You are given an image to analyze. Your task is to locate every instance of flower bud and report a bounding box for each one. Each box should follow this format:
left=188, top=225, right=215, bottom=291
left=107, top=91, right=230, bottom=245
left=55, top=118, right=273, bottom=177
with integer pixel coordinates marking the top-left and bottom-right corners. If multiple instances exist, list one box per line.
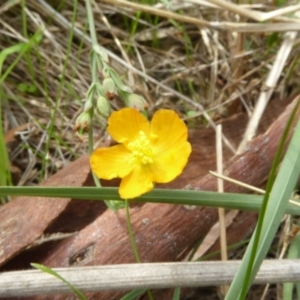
left=74, top=112, right=91, bottom=134
left=102, top=77, right=118, bottom=100
left=127, top=94, right=148, bottom=111
left=97, top=96, right=111, bottom=117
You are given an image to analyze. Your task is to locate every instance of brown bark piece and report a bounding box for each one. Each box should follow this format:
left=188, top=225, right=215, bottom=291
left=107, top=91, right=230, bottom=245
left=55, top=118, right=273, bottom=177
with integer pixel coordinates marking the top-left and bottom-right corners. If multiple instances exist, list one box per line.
left=25, top=97, right=299, bottom=300
left=0, top=155, right=92, bottom=267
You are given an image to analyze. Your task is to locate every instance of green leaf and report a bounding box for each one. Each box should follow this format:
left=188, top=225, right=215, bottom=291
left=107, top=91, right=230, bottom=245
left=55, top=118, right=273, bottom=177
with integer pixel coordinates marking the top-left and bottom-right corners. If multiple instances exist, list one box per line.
left=31, top=263, right=87, bottom=300
left=225, top=101, right=300, bottom=299
left=284, top=234, right=300, bottom=300
left=172, top=287, right=181, bottom=300
left=1, top=186, right=300, bottom=214
left=120, top=289, right=146, bottom=300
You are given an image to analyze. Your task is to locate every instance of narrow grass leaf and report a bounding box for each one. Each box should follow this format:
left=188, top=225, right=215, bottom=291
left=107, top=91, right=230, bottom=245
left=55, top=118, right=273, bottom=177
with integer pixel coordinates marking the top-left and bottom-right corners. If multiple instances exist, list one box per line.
left=0, top=43, right=26, bottom=74
left=1, top=186, right=300, bottom=215
left=0, top=102, right=11, bottom=194
left=225, top=105, right=300, bottom=299
left=120, top=289, right=146, bottom=300
left=31, top=263, right=87, bottom=300
left=172, top=287, right=181, bottom=300
left=0, top=31, right=42, bottom=84
left=297, top=274, right=300, bottom=300
left=283, top=234, right=300, bottom=300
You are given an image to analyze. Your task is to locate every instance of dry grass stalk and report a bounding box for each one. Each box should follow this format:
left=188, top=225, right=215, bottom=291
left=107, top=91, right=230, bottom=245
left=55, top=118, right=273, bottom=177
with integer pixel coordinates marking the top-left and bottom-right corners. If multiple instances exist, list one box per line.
left=1, top=260, right=300, bottom=297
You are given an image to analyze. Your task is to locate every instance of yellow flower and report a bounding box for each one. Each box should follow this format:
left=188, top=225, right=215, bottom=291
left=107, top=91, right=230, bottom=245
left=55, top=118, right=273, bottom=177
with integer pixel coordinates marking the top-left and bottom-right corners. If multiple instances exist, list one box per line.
left=90, top=108, right=191, bottom=199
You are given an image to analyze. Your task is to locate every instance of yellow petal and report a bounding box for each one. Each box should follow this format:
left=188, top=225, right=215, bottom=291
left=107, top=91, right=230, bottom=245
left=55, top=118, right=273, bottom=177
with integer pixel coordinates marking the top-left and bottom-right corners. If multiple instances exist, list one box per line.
left=150, top=109, right=188, bottom=155
left=90, top=145, right=134, bottom=180
left=151, top=141, right=191, bottom=183
left=119, top=165, right=154, bottom=199
left=107, top=108, right=150, bottom=144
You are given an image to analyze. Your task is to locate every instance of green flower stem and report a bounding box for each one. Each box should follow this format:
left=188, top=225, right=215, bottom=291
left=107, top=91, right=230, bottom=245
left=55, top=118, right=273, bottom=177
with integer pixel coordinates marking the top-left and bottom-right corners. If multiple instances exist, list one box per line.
left=88, top=111, right=94, bottom=156
left=125, top=200, right=154, bottom=300
left=85, top=0, right=102, bottom=157
left=85, top=0, right=97, bottom=48
left=85, top=0, right=121, bottom=211
left=125, top=200, right=141, bottom=263
left=88, top=108, right=117, bottom=210
left=85, top=0, right=98, bottom=158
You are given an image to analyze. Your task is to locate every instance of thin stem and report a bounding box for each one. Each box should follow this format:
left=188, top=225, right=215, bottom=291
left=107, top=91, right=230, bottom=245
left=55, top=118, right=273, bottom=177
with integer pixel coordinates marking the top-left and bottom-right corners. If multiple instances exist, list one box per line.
left=125, top=200, right=141, bottom=263
left=125, top=200, right=154, bottom=300
left=88, top=110, right=94, bottom=155
left=85, top=0, right=97, bottom=156
left=84, top=0, right=101, bottom=186
left=85, top=0, right=121, bottom=211
left=85, top=0, right=97, bottom=47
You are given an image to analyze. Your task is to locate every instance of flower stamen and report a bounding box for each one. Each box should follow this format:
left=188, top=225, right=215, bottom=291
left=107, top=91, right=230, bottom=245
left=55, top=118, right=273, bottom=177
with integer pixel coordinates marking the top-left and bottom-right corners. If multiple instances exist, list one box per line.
left=127, top=131, right=153, bottom=165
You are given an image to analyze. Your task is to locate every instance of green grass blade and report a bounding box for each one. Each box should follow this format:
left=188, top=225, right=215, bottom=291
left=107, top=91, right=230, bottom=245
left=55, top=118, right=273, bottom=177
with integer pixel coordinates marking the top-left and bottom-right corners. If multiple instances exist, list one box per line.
left=225, top=109, right=300, bottom=299
left=284, top=234, right=300, bottom=300
left=0, top=31, right=42, bottom=84
left=31, top=263, right=87, bottom=300
left=172, top=287, right=181, bottom=300
left=120, top=289, right=146, bottom=300
left=0, top=186, right=300, bottom=214
left=0, top=102, right=12, bottom=194
left=0, top=43, right=26, bottom=74
left=297, top=274, right=300, bottom=300
left=0, top=41, right=33, bottom=197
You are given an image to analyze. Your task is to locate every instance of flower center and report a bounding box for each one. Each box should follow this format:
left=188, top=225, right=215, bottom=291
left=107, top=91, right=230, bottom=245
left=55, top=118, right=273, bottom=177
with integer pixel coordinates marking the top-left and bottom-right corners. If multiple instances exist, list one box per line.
left=127, top=131, right=153, bottom=165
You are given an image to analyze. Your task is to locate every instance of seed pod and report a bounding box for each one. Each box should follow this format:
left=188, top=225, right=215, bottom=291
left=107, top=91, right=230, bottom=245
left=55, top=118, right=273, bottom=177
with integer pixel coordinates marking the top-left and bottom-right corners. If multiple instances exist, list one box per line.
left=102, top=78, right=118, bottom=100
left=74, top=112, right=91, bottom=134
